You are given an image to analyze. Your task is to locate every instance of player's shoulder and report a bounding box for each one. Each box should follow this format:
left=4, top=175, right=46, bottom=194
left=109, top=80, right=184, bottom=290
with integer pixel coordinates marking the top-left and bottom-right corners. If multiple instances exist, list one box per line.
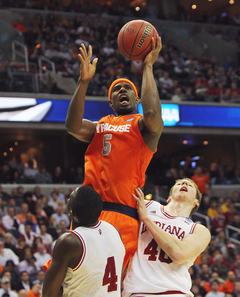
left=144, top=200, right=162, bottom=213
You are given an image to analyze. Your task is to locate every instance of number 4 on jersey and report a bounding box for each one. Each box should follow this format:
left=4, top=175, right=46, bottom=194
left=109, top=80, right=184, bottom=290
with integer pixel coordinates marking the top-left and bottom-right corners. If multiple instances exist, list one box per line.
left=102, top=256, right=118, bottom=292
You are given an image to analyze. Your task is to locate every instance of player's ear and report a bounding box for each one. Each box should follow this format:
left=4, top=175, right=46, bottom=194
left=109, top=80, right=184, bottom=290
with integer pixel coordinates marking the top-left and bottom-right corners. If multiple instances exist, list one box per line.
left=108, top=100, right=114, bottom=109
left=194, top=199, right=199, bottom=207
left=167, top=196, right=171, bottom=203
left=136, top=96, right=140, bottom=104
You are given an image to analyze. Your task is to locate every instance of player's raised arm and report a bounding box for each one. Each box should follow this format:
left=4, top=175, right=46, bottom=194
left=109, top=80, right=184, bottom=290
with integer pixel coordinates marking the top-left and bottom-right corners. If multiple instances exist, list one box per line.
left=65, top=43, right=98, bottom=143
left=139, top=36, right=164, bottom=152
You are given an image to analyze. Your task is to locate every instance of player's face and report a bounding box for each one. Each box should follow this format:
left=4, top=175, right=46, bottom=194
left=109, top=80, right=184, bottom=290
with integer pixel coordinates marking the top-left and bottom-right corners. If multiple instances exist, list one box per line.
left=171, top=179, right=198, bottom=206
left=109, top=82, right=139, bottom=115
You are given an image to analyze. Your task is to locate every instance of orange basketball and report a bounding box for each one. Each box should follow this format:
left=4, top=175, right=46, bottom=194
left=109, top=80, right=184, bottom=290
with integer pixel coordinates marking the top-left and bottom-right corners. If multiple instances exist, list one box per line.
left=117, top=20, right=158, bottom=61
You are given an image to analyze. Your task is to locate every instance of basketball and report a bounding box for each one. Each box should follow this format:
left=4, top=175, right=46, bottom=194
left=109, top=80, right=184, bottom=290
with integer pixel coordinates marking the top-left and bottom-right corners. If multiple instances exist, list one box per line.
left=117, top=20, right=158, bottom=61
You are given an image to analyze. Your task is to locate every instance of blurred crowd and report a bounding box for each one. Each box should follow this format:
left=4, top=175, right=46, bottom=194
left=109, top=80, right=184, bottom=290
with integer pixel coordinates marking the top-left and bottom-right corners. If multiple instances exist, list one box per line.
left=0, top=9, right=239, bottom=102
left=0, top=154, right=239, bottom=187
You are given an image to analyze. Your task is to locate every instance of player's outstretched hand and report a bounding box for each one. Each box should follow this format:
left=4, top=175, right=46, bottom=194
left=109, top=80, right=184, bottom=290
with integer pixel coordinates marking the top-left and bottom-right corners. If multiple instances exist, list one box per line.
left=133, top=187, right=149, bottom=222
left=143, top=35, right=162, bottom=66
left=78, top=43, right=98, bottom=82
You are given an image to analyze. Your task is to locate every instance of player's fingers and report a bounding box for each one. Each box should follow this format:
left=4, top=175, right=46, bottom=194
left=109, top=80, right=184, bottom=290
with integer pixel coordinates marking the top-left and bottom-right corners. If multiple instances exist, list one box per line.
left=135, top=187, right=144, bottom=199
left=132, top=193, right=139, bottom=201
left=81, top=43, right=87, bottom=57
left=92, top=57, right=98, bottom=66
left=158, top=36, right=162, bottom=50
left=79, top=46, right=87, bottom=60
left=88, top=45, right=92, bottom=59
left=152, top=37, right=156, bottom=49
left=78, top=53, right=83, bottom=62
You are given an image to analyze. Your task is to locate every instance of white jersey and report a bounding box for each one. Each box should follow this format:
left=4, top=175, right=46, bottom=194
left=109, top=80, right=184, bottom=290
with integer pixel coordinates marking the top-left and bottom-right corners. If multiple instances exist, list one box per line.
left=122, top=201, right=197, bottom=297
left=62, top=220, right=125, bottom=297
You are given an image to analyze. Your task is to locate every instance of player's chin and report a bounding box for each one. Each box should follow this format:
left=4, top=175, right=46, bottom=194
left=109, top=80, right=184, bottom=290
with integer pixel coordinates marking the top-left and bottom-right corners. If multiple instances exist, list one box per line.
left=117, top=106, right=133, bottom=115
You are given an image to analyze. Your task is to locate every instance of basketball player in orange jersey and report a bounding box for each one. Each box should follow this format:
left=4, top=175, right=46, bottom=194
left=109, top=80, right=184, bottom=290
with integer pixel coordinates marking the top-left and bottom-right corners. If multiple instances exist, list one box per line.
left=65, top=35, right=163, bottom=270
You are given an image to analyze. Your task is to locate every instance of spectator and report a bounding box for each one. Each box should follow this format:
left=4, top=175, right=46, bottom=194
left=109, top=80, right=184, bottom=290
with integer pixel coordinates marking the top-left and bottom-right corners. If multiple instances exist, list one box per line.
left=35, top=166, right=52, bottom=184
left=40, top=197, right=54, bottom=219
left=74, top=166, right=84, bottom=184
left=35, top=206, right=48, bottom=227
left=50, top=187, right=65, bottom=204
left=191, top=166, right=211, bottom=196
left=16, top=203, right=37, bottom=225
left=205, top=272, right=225, bottom=293
left=207, top=199, right=218, bottom=219
left=0, top=198, right=7, bottom=219
left=51, top=166, right=65, bottom=184
left=2, top=207, right=20, bottom=239
left=47, top=192, right=59, bottom=211
left=32, top=187, right=43, bottom=201
left=211, top=254, right=229, bottom=280
left=15, top=271, right=32, bottom=292
left=233, top=281, right=240, bottom=297
left=15, top=236, right=27, bottom=260
left=171, top=86, right=185, bottom=102
left=27, top=283, right=42, bottom=297
left=11, top=16, right=27, bottom=33
left=21, top=159, right=39, bottom=184
left=205, top=280, right=225, bottom=297
left=3, top=233, right=18, bottom=255
left=32, top=270, right=45, bottom=289
left=0, top=240, right=19, bottom=268
left=19, top=223, right=37, bottom=247
left=50, top=205, right=70, bottom=228
left=18, top=247, right=40, bottom=282
left=1, top=260, right=19, bottom=291
left=0, top=277, right=18, bottom=297
left=18, top=213, right=40, bottom=235
left=0, top=186, right=11, bottom=204
left=38, top=224, right=52, bottom=248
left=224, top=270, right=236, bottom=293
left=9, top=155, right=25, bottom=177
left=211, top=206, right=228, bottom=235
left=230, top=255, right=240, bottom=278
left=31, top=237, right=51, bottom=256
left=33, top=244, right=51, bottom=268
left=57, top=220, right=68, bottom=237
left=23, top=192, right=37, bottom=215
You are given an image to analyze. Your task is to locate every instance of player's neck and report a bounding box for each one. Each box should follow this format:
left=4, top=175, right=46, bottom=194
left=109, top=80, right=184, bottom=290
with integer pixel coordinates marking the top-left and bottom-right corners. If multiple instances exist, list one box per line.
left=164, top=201, right=191, bottom=218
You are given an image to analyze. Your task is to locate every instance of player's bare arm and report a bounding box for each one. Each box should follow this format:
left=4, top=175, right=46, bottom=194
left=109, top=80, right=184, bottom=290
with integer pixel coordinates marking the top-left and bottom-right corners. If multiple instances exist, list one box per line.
left=65, top=44, right=98, bottom=142
left=42, top=232, right=82, bottom=297
left=134, top=187, right=211, bottom=265
left=138, top=36, right=164, bottom=152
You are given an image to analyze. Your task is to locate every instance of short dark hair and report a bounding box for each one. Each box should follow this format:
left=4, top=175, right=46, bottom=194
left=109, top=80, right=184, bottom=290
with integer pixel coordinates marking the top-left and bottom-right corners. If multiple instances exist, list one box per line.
left=70, top=186, right=103, bottom=226
left=169, top=178, right=202, bottom=216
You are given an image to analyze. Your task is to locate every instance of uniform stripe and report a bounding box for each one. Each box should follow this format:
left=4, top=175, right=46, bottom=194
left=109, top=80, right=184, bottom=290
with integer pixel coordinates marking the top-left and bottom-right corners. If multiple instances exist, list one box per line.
left=70, top=231, right=86, bottom=271
left=189, top=223, right=197, bottom=234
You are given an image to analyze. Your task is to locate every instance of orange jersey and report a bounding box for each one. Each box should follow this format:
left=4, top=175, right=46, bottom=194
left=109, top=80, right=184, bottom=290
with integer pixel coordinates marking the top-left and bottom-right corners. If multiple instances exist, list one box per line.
left=83, top=114, right=155, bottom=208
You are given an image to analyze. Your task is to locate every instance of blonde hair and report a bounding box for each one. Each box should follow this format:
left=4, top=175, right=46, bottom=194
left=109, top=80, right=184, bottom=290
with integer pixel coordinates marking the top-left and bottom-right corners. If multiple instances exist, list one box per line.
left=169, top=178, right=202, bottom=216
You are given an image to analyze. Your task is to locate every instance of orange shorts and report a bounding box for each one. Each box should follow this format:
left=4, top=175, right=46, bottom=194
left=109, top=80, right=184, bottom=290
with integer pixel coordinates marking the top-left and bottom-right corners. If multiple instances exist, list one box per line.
left=99, top=210, right=139, bottom=271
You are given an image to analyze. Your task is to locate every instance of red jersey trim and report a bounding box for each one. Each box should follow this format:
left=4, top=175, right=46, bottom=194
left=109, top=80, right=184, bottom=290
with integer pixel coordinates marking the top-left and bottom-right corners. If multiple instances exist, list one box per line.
left=130, top=290, right=186, bottom=296
left=161, top=205, right=176, bottom=219
left=89, top=220, right=101, bottom=229
left=189, top=223, right=197, bottom=234
left=70, top=231, right=86, bottom=271
left=145, top=201, right=154, bottom=208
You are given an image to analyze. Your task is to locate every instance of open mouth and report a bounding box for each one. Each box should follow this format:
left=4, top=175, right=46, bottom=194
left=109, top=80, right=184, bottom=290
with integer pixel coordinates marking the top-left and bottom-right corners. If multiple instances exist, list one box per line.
left=120, top=95, right=129, bottom=104
left=180, top=186, right=188, bottom=192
